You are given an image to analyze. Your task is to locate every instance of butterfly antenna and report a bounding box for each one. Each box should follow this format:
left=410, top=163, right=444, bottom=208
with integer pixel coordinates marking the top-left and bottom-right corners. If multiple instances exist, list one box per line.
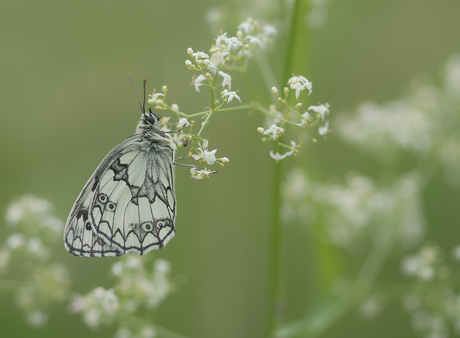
left=143, top=79, right=147, bottom=114
left=128, top=77, right=145, bottom=114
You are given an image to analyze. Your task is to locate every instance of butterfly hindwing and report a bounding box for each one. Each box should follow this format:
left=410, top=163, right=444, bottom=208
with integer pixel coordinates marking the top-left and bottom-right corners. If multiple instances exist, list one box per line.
left=90, top=143, right=176, bottom=255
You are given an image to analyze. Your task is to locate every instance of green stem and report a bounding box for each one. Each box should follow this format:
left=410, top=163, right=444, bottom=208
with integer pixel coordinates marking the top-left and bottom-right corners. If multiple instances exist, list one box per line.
left=355, top=224, right=393, bottom=292
left=277, top=298, right=354, bottom=338
left=265, top=1, right=311, bottom=337
left=266, top=159, right=284, bottom=337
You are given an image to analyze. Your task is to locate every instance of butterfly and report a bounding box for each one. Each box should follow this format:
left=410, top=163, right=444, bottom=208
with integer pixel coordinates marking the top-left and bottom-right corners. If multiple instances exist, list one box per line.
left=64, top=108, right=178, bottom=257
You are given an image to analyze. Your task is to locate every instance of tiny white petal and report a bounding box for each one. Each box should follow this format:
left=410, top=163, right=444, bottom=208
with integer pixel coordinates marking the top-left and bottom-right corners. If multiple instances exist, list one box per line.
left=318, top=121, right=329, bottom=135
left=218, top=71, right=232, bottom=90
left=194, top=75, right=207, bottom=93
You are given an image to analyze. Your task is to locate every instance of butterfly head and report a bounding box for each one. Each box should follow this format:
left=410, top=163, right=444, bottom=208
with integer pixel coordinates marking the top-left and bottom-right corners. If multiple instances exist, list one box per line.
left=142, top=108, right=161, bottom=128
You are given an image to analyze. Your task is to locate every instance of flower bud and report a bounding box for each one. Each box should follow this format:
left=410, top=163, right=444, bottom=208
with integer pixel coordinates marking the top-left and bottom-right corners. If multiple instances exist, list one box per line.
left=271, top=87, right=278, bottom=96
left=171, top=104, right=179, bottom=111
left=187, top=47, right=193, bottom=56
left=162, top=86, right=168, bottom=94
left=284, top=87, right=289, bottom=96
left=185, top=60, right=192, bottom=68
left=221, top=157, right=229, bottom=163
left=257, top=127, right=264, bottom=134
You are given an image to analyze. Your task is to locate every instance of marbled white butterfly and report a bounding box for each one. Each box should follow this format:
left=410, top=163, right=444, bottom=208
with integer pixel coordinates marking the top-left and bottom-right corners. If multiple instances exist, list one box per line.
left=64, top=107, right=177, bottom=257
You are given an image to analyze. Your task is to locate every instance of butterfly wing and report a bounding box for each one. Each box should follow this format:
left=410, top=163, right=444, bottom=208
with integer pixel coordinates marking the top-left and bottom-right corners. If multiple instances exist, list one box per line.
left=64, top=134, right=176, bottom=257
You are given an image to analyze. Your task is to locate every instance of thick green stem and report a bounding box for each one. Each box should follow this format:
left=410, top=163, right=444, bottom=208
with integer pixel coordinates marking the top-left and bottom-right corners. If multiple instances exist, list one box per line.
left=266, top=160, right=284, bottom=337
left=265, top=0, right=311, bottom=336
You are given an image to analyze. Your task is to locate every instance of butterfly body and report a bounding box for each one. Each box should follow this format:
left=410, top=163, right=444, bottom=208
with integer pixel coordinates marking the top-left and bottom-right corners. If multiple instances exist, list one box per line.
left=64, top=111, right=177, bottom=257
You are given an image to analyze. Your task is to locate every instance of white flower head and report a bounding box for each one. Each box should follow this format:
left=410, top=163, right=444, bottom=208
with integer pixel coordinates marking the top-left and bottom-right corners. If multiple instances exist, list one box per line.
left=215, top=32, right=228, bottom=47
left=297, top=111, right=311, bottom=126
left=308, top=104, right=329, bottom=122
left=177, top=118, right=189, bottom=128
left=222, top=89, right=241, bottom=103
left=218, top=71, right=232, bottom=90
left=263, top=124, right=284, bottom=140
left=190, top=167, right=213, bottom=180
left=238, top=21, right=254, bottom=34
left=192, top=139, right=215, bottom=163
left=148, top=92, right=165, bottom=105
left=288, top=75, right=313, bottom=99
left=226, top=37, right=244, bottom=51
left=318, top=120, right=329, bottom=135
left=245, top=36, right=263, bottom=49
left=194, top=74, right=207, bottom=93
left=262, top=25, right=277, bottom=37
left=203, top=149, right=217, bottom=165
left=270, top=141, right=297, bottom=161
left=209, top=51, right=229, bottom=71
left=192, top=51, right=209, bottom=62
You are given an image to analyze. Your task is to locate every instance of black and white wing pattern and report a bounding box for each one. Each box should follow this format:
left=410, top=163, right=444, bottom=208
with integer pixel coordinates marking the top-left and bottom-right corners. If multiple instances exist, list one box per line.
left=64, top=112, right=177, bottom=257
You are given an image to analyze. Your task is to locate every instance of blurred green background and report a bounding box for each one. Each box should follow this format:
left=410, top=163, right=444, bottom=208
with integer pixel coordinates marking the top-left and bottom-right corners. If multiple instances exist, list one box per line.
left=1, top=0, right=460, bottom=337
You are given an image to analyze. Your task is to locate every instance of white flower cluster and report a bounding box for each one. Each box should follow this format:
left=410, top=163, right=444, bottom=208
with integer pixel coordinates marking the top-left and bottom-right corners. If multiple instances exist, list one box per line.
left=111, top=256, right=172, bottom=310
left=1, top=196, right=71, bottom=328
left=70, top=255, right=173, bottom=333
left=70, top=287, right=120, bottom=328
left=16, top=264, right=71, bottom=328
left=258, top=78, right=330, bottom=161
left=6, top=194, right=64, bottom=240
left=281, top=169, right=425, bottom=250
left=401, top=244, right=460, bottom=338
left=337, top=54, right=460, bottom=185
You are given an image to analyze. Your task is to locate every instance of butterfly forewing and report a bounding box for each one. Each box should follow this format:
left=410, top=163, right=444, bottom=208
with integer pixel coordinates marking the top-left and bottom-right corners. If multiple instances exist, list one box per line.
left=64, top=117, right=177, bottom=257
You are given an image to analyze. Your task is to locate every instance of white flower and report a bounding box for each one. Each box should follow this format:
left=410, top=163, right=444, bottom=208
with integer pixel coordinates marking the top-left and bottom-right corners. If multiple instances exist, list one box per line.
left=194, top=74, right=207, bottom=93
left=297, top=112, right=311, bottom=126
left=245, top=36, right=263, bottom=48
left=218, top=71, right=232, bottom=89
left=288, top=75, right=312, bottom=99
left=192, top=51, right=209, bottom=62
left=238, top=21, right=254, bottom=34
left=318, top=120, right=329, bottom=135
left=263, top=124, right=284, bottom=140
left=177, top=118, right=189, bottom=128
left=190, top=168, right=213, bottom=180
left=27, top=310, right=49, bottom=328
left=262, top=25, right=277, bottom=37
left=192, top=139, right=212, bottom=162
left=308, top=104, right=329, bottom=122
left=160, top=116, right=170, bottom=131
left=203, top=149, right=217, bottom=165
left=209, top=51, right=229, bottom=71
left=140, top=326, right=157, bottom=338
left=222, top=89, right=241, bottom=103
left=6, top=233, right=25, bottom=249
left=148, top=93, right=165, bottom=105
left=270, top=141, right=297, bottom=161
left=215, top=32, right=228, bottom=47
left=226, top=37, right=244, bottom=51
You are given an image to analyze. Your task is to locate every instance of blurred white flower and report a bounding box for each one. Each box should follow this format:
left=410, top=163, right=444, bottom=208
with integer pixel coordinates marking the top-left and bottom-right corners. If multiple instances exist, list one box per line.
left=70, top=287, right=119, bottom=329
left=318, top=120, right=329, bottom=135
left=270, top=141, right=297, bottom=162
left=147, top=93, right=165, bottom=105
left=194, top=75, right=207, bottom=93
left=307, top=104, right=329, bottom=122
left=222, top=89, right=241, bottom=103
left=177, top=118, right=189, bottom=128
left=218, top=71, right=232, bottom=90
left=263, top=124, right=284, bottom=140
left=26, top=310, right=48, bottom=328
left=288, top=75, right=312, bottom=99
